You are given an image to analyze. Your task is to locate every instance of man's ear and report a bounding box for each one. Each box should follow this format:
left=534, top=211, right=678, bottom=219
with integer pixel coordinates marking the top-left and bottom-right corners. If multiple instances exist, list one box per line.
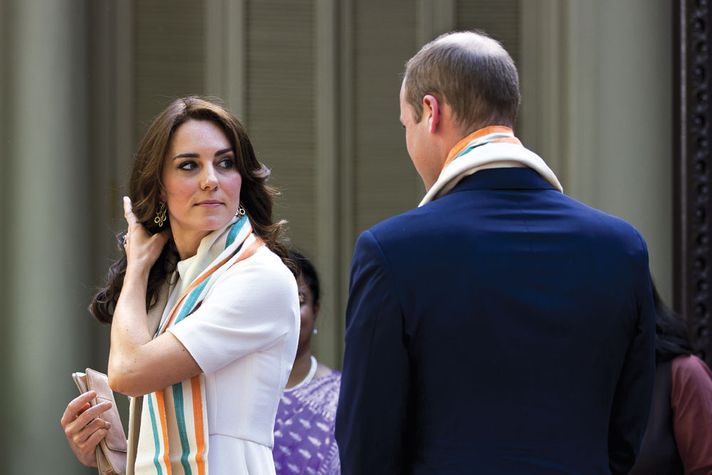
left=422, top=94, right=441, bottom=134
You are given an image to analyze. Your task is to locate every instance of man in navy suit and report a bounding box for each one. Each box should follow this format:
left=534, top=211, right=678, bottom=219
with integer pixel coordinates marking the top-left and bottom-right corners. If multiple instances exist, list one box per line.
left=335, top=31, right=655, bottom=474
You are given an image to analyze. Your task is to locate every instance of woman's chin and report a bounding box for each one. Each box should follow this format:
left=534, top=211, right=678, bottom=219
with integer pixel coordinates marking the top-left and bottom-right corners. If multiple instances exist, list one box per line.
left=197, top=215, right=235, bottom=232
left=172, top=217, right=235, bottom=239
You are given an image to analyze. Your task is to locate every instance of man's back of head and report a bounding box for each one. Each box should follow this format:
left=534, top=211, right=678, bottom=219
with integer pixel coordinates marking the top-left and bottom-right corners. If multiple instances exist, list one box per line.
left=403, top=30, right=521, bottom=135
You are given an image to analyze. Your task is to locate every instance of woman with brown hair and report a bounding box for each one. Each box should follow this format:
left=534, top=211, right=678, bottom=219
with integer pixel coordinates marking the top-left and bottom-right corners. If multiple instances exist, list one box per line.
left=60, top=96, right=299, bottom=474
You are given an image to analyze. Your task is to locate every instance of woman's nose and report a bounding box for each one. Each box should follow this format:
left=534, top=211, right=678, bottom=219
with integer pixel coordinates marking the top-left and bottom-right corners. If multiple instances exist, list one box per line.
left=201, top=165, right=218, bottom=190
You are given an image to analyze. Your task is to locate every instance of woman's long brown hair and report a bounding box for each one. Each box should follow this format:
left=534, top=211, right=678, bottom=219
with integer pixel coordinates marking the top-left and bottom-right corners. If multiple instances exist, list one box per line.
left=90, top=96, right=290, bottom=323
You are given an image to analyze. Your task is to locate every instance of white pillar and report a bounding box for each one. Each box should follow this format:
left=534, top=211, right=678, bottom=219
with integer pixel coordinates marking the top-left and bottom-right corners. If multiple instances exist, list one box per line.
left=5, top=0, right=92, bottom=471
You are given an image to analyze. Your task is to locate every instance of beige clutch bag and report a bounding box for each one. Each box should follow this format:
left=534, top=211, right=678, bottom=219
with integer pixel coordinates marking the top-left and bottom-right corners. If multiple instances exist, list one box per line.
left=72, top=368, right=127, bottom=475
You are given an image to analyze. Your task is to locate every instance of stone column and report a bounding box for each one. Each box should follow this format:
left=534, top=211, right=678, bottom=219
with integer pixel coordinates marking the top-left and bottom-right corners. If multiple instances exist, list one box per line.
left=4, top=0, right=93, bottom=472
left=0, top=0, right=9, bottom=465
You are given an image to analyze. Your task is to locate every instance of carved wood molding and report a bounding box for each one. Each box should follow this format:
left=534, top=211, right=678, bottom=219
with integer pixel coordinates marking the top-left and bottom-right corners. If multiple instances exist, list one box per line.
left=674, top=0, right=712, bottom=364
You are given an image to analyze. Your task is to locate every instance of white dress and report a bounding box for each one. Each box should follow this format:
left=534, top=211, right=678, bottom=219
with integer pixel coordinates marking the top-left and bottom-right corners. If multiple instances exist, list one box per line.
left=163, top=226, right=300, bottom=474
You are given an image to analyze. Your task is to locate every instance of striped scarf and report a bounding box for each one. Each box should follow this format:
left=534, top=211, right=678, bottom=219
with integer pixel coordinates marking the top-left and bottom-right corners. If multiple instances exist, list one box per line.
left=419, top=126, right=563, bottom=206
left=133, top=215, right=260, bottom=475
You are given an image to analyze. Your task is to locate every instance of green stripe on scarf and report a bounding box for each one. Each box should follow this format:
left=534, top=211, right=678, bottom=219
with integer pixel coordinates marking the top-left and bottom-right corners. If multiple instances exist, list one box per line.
left=173, top=384, right=193, bottom=475
left=147, top=395, right=165, bottom=475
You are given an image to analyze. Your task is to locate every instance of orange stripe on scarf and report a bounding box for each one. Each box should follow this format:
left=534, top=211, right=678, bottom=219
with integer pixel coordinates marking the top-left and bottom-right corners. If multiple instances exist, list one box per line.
left=155, top=391, right=173, bottom=474
left=226, top=239, right=264, bottom=271
left=443, top=125, right=519, bottom=167
left=191, top=376, right=207, bottom=475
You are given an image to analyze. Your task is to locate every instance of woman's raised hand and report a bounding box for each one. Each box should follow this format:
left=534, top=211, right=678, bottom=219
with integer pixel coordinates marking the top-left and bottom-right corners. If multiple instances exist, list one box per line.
left=60, top=391, right=112, bottom=467
left=122, top=196, right=170, bottom=275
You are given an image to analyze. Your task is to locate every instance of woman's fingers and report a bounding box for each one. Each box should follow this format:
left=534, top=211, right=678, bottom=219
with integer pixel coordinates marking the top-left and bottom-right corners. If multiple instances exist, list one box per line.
left=61, top=393, right=107, bottom=468
left=121, top=197, right=169, bottom=271
left=123, top=196, right=159, bottom=241
left=60, top=391, right=96, bottom=426
left=73, top=401, right=112, bottom=429
left=123, top=196, right=138, bottom=226
left=73, top=416, right=111, bottom=445
left=82, top=427, right=109, bottom=452
left=64, top=400, right=112, bottom=442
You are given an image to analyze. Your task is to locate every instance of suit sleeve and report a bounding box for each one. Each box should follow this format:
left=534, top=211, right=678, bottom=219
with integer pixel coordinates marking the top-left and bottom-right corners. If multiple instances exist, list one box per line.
left=335, top=230, right=411, bottom=475
left=608, top=237, right=656, bottom=474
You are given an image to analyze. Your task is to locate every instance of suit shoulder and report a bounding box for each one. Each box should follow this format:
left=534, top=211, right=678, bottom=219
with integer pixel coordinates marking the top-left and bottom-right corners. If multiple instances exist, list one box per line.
left=562, top=195, right=649, bottom=252
left=360, top=205, right=436, bottom=249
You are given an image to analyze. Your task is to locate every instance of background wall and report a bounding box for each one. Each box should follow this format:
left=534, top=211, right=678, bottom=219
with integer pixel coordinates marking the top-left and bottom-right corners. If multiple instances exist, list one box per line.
left=0, top=0, right=673, bottom=472
left=565, top=0, right=673, bottom=298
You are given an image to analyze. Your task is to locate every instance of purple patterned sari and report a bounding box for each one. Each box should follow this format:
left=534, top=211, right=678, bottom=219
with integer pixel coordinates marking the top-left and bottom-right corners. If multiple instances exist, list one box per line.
left=273, top=370, right=341, bottom=475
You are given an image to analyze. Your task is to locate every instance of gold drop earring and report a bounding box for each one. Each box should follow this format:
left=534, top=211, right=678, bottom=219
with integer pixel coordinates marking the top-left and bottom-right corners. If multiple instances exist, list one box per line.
left=154, top=202, right=167, bottom=227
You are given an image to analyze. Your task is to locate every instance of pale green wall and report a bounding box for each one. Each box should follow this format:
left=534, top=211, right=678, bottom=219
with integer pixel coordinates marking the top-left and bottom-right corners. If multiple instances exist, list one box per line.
left=566, top=0, right=673, bottom=301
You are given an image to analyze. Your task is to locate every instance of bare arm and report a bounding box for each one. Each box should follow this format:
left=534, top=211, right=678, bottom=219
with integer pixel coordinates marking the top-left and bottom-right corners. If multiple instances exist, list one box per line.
left=107, top=197, right=201, bottom=397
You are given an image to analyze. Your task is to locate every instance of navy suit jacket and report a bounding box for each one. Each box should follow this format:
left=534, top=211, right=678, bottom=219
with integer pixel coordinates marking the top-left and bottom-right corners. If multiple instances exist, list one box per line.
left=335, top=168, right=656, bottom=475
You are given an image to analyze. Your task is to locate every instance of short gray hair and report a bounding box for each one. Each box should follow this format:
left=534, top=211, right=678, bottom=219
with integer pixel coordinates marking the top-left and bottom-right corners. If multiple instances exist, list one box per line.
left=403, top=30, right=520, bottom=132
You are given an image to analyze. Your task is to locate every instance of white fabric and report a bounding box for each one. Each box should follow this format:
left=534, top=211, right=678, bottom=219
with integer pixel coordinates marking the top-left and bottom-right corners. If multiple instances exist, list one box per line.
left=419, top=141, right=563, bottom=207
left=210, top=436, right=276, bottom=474
left=168, top=240, right=300, bottom=474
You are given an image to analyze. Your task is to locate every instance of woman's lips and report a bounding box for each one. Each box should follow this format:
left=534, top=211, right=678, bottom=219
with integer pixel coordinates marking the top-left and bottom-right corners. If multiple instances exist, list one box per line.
left=195, top=200, right=224, bottom=207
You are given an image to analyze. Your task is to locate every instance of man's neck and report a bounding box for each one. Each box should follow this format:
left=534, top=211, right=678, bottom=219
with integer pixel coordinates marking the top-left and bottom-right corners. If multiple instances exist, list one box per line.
left=444, top=126, right=515, bottom=166
left=423, top=125, right=516, bottom=192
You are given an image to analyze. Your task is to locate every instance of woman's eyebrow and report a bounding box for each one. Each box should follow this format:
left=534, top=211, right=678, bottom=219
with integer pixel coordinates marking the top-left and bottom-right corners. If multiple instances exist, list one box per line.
left=172, top=152, right=199, bottom=160
left=172, top=148, right=233, bottom=160
left=214, top=148, right=233, bottom=156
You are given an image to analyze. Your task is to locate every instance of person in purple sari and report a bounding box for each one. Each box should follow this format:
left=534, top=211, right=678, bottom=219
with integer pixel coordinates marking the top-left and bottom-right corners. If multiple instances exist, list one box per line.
left=273, top=250, right=341, bottom=475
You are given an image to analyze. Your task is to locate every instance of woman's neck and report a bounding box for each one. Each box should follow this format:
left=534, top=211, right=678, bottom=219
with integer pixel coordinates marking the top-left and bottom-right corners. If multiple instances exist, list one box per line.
left=286, top=349, right=313, bottom=389
left=172, top=229, right=208, bottom=260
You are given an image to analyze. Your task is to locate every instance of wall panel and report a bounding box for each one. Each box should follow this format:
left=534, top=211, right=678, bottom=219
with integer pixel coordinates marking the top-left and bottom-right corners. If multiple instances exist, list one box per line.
left=456, top=0, right=520, bottom=66
left=354, top=0, right=420, bottom=233
left=134, top=0, right=205, bottom=136
left=245, top=0, right=317, bottom=257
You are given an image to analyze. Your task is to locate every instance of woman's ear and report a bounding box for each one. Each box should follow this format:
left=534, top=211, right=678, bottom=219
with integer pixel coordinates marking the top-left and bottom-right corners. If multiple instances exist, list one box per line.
left=422, top=94, right=441, bottom=134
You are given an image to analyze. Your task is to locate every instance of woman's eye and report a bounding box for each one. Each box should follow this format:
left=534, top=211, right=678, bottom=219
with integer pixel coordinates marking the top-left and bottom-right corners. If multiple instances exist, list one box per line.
left=178, top=160, right=197, bottom=171
left=218, top=157, right=235, bottom=169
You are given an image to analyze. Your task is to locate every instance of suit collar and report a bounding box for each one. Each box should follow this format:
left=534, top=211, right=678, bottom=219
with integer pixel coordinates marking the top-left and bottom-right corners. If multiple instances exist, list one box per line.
left=448, top=167, right=559, bottom=193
